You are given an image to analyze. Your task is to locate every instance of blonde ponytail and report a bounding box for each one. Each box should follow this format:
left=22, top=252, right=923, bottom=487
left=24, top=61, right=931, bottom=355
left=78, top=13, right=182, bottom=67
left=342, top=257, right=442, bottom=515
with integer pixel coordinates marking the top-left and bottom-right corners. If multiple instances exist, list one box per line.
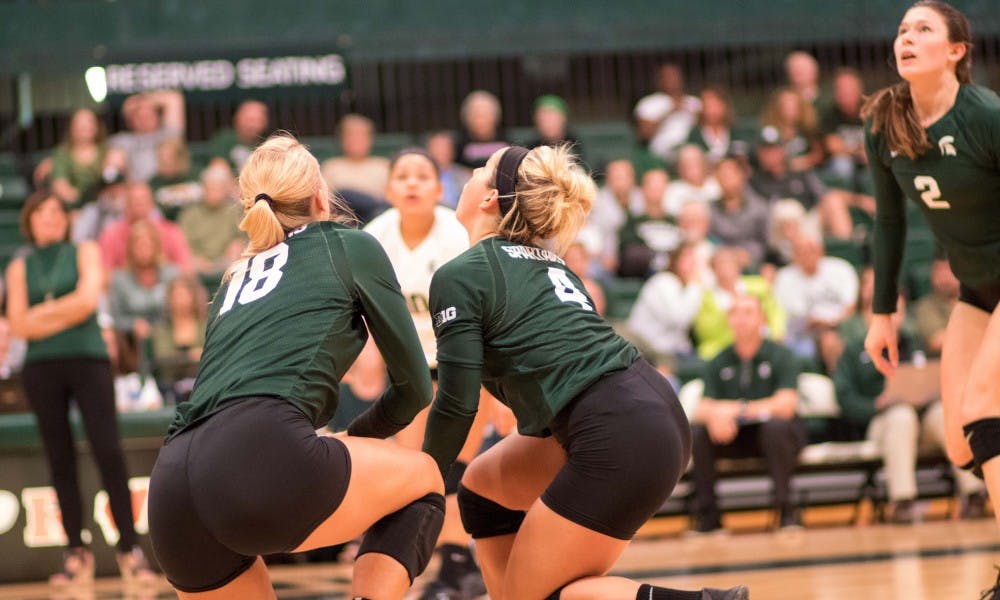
left=239, top=198, right=286, bottom=257
left=498, top=144, right=595, bottom=254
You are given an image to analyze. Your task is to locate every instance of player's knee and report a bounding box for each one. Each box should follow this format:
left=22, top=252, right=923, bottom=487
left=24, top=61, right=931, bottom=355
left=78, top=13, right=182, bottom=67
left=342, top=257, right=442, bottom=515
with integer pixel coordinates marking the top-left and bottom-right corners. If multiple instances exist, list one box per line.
left=963, top=417, right=1000, bottom=473
left=414, top=452, right=445, bottom=496
left=883, top=403, right=919, bottom=430
left=456, top=483, right=525, bottom=539
left=356, top=492, right=445, bottom=582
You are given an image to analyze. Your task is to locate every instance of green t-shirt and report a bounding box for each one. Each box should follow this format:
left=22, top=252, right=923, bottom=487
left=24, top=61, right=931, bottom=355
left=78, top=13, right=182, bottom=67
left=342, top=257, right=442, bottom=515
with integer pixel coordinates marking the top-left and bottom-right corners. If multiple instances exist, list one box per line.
left=207, top=128, right=258, bottom=172
left=865, top=84, right=1000, bottom=313
left=24, top=243, right=108, bottom=363
left=702, top=340, right=799, bottom=402
left=169, top=221, right=432, bottom=435
left=50, top=145, right=107, bottom=207
left=423, top=237, right=641, bottom=473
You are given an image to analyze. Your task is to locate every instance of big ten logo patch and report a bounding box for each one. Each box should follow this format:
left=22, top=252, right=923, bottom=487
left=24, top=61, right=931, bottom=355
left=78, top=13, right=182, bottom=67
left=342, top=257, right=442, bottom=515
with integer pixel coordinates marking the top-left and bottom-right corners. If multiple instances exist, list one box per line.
left=17, top=477, right=150, bottom=548
left=433, top=306, right=457, bottom=327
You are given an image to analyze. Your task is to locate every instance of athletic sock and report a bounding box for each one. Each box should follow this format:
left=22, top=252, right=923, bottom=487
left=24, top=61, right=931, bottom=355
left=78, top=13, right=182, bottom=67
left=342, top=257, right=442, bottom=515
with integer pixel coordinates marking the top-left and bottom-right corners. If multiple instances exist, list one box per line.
left=637, top=583, right=701, bottom=600
left=436, top=543, right=476, bottom=589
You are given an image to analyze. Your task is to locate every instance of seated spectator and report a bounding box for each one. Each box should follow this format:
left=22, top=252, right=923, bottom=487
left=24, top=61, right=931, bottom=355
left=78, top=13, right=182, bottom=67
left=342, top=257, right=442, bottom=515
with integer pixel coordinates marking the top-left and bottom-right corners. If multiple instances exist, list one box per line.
left=617, top=168, right=679, bottom=277
left=635, top=63, right=702, bottom=164
left=710, top=156, right=770, bottom=268
left=686, top=86, right=750, bottom=165
left=177, top=165, right=244, bottom=282
left=148, top=137, right=201, bottom=221
left=49, top=109, right=121, bottom=209
left=691, top=294, right=806, bottom=532
left=151, top=275, right=207, bottom=404
left=99, top=182, right=193, bottom=273
left=589, top=159, right=643, bottom=274
left=109, top=90, right=186, bottom=183
left=454, top=90, right=509, bottom=169
left=784, top=50, right=823, bottom=107
left=626, top=242, right=706, bottom=362
left=72, top=180, right=128, bottom=243
left=321, top=113, right=390, bottom=198
left=760, top=87, right=824, bottom=173
left=526, top=94, right=582, bottom=158
left=562, top=240, right=606, bottom=316
left=327, top=338, right=385, bottom=433
left=693, top=246, right=785, bottom=359
left=208, top=99, right=269, bottom=172
left=838, top=266, right=875, bottom=345
left=912, top=257, right=960, bottom=358
left=676, top=199, right=716, bottom=279
left=750, top=126, right=852, bottom=239
left=663, top=144, right=721, bottom=217
left=424, top=131, right=470, bottom=209
left=762, top=199, right=811, bottom=277
left=774, top=233, right=859, bottom=359
left=821, top=68, right=868, bottom=191
left=108, top=220, right=178, bottom=373
left=834, top=296, right=986, bottom=523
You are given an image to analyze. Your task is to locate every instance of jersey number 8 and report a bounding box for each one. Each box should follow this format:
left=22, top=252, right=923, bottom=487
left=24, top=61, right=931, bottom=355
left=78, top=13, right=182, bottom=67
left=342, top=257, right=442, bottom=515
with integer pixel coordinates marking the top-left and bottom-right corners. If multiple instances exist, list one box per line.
left=547, top=267, right=593, bottom=311
left=219, top=244, right=289, bottom=315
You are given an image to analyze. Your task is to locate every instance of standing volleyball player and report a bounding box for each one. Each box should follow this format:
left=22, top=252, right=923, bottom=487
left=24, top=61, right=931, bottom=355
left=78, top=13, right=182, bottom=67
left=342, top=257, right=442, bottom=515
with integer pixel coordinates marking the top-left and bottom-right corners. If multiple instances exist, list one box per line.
left=364, top=147, right=490, bottom=598
left=862, top=1, right=1000, bottom=593
left=423, top=145, right=747, bottom=600
left=148, top=135, right=445, bottom=600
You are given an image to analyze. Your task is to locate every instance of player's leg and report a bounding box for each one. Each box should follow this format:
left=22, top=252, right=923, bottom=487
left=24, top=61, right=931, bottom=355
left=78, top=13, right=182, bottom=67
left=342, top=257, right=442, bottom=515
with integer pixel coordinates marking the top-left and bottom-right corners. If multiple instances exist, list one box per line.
left=176, top=558, right=275, bottom=600
left=940, top=302, right=989, bottom=468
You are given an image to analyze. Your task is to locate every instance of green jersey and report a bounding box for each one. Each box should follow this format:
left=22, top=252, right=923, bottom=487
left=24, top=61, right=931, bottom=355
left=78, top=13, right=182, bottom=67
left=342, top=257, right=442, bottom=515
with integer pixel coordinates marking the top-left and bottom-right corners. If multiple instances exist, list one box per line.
left=422, top=236, right=641, bottom=472
left=865, top=84, right=1000, bottom=313
left=169, top=221, right=432, bottom=436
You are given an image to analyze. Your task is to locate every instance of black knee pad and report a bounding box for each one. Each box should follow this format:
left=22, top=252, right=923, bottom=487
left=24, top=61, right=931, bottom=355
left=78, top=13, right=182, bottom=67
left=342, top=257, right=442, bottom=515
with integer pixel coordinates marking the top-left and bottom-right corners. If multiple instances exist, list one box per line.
left=357, top=493, right=445, bottom=582
left=960, top=458, right=985, bottom=480
left=456, top=484, right=525, bottom=539
left=444, top=461, right=467, bottom=496
left=963, top=418, right=1000, bottom=473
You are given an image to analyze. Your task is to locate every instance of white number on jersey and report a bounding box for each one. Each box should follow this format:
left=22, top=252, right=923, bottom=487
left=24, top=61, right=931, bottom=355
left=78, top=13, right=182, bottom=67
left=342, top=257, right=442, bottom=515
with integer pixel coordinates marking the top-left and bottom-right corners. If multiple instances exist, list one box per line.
left=913, top=175, right=951, bottom=210
left=219, top=243, right=290, bottom=315
left=547, top=267, right=593, bottom=311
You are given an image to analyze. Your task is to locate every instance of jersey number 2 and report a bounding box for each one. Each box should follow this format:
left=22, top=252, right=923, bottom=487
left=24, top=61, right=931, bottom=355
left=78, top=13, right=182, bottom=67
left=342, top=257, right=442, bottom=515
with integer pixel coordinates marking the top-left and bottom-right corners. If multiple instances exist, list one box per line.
left=913, top=175, right=951, bottom=210
left=547, top=267, right=593, bottom=311
left=219, top=243, right=289, bottom=315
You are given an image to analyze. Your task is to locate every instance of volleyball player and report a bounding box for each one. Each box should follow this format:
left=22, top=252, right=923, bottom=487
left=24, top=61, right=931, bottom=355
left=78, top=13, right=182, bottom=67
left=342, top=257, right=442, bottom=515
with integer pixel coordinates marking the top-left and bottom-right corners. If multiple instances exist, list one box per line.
left=423, top=144, right=748, bottom=600
left=147, top=135, right=445, bottom=600
left=861, top=2, right=1000, bottom=595
left=364, top=147, right=491, bottom=599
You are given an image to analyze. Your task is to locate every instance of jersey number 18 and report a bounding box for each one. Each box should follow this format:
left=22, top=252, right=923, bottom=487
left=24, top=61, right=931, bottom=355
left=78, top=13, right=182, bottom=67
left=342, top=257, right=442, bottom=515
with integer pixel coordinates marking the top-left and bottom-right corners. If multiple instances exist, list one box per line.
left=219, top=244, right=289, bottom=315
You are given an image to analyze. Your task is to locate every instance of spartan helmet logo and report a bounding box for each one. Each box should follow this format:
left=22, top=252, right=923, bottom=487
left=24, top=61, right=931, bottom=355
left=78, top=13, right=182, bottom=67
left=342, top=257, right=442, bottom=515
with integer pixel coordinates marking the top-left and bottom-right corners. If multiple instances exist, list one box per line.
left=938, top=135, right=957, bottom=156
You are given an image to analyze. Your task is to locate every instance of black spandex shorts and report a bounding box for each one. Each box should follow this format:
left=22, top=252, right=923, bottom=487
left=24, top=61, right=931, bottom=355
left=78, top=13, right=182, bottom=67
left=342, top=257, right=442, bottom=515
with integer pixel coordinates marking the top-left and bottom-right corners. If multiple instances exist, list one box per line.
left=541, top=359, right=692, bottom=540
left=148, top=396, right=352, bottom=593
left=959, top=281, right=1000, bottom=314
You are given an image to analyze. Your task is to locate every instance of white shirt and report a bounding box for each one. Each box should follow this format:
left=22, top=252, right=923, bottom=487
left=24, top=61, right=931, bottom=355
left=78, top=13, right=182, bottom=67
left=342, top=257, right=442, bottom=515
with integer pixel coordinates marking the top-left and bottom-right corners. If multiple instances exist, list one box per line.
left=364, top=206, right=468, bottom=367
left=774, top=256, right=859, bottom=342
left=663, top=178, right=722, bottom=217
left=635, top=93, right=702, bottom=161
left=626, top=272, right=704, bottom=356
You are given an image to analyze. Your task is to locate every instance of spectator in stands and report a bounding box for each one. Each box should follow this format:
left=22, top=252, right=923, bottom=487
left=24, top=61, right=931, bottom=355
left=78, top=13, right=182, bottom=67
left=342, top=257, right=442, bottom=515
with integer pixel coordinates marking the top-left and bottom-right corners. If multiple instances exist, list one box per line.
left=686, top=86, right=750, bottom=165
left=148, top=137, right=201, bottom=221
left=676, top=199, right=716, bottom=279
left=635, top=63, right=702, bottom=164
left=425, top=131, right=470, bottom=209
left=454, top=90, right=508, bottom=169
left=177, top=165, right=244, bottom=282
left=774, top=232, right=859, bottom=359
left=839, top=265, right=875, bottom=344
left=49, top=109, right=120, bottom=208
left=151, top=274, right=207, bottom=404
left=750, top=126, right=852, bottom=239
left=912, top=257, right=960, bottom=358
left=208, top=99, right=269, bottom=172
left=108, top=220, right=178, bottom=374
left=327, top=338, right=386, bottom=433
left=563, top=239, right=606, bottom=316
left=5, top=190, right=153, bottom=584
left=321, top=113, right=390, bottom=199
left=109, top=90, right=186, bottom=183
left=99, top=182, right=193, bottom=273
left=691, top=294, right=806, bottom=532
left=626, top=241, right=705, bottom=363
left=835, top=296, right=986, bottom=523
left=617, top=168, right=679, bottom=277
left=762, top=199, right=810, bottom=276
left=710, top=156, right=770, bottom=268
left=693, top=246, right=786, bottom=359
left=784, top=51, right=822, bottom=106
left=71, top=180, right=127, bottom=244
left=821, top=68, right=868, bottom=190
left=760, top=87, right=824, bottom=173
left=526, top=94, right=581, bottom=157
left=663, top=144, right=721, bottom=217
left=0, top=284, right=26, bottom=379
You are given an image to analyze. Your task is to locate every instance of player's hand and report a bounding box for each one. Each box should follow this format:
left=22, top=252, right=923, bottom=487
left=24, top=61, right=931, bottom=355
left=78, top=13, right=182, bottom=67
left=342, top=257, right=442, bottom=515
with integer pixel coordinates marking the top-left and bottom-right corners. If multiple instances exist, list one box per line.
left=864, top=314, right=899, bottom=377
